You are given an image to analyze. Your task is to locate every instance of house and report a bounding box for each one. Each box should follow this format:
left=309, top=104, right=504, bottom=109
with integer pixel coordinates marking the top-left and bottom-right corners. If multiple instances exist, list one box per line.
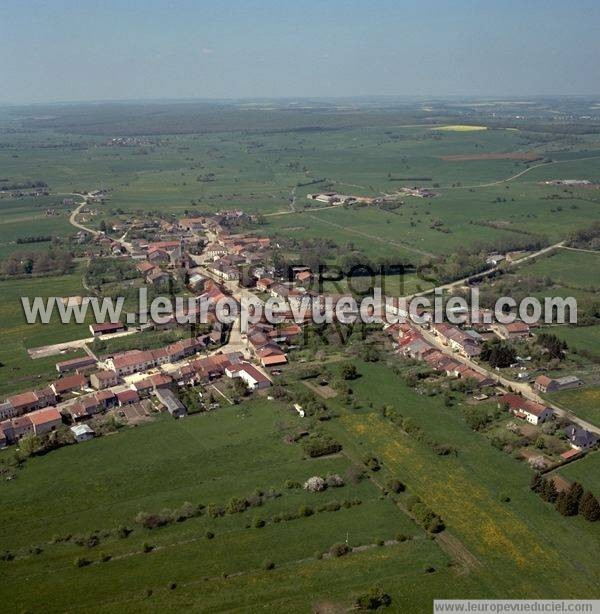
left=499, top=394, right=554, bottom=425
left=115, top=389, right=140, bottom=406
left=6, top=391, right=42, bottom=415
left=137, top=260, right=157, bottom=277
left=188, top=273, right=207, bottom=291
left=155, top=388, right=187, bottom=418
left=110, top=350, right=156, bottom=376
left=179, top=217, right=206, bottom=231
left=90, top=370, right=119, bottom=390
left=71, top=424, right=95, bottom=442
left=94, top=389, right=117, bottom=410
left=0, top=415, right=33, bottom=443
left=28, top=407, right=63, bottom=436
left=256, top=346, right=288, bottom=367
left=0, top=427, right=6, bottom=449
left=225, top=363, right=271, bottom=390
left=0, top=402, right=15, bottom=421
left=147, top=268, right=171, bottom=286
left=51, top=373, right=87, bottom=396
left=492, top=322, right=530, bottom=340
left=534, top=375, right=583, bottom=393
left=204, top=243, right=227, bottom=258
left=295, top=270, right=312, bottom=284
left=563, top=425, right=598, bottom=450
left=256, top=278, right=274, bottom=292
left=56, top=355, right=97, bottom=373
left=90, top=322, right=126, bottom=336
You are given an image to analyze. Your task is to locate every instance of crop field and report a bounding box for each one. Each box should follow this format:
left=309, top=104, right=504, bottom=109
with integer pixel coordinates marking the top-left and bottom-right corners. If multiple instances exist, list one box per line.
left=0, top=399, right=480, bottom=613
left=0, top=266, right=92, bottom=397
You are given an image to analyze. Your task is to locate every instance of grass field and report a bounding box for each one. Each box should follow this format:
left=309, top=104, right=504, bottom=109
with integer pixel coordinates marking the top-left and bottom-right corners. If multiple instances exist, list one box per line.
left=1, top=125, right=599, bottom=261
left=320, top=362, right=600, bottom=598
left=0, top=400, right=469, bottom=613
left=552, top=385, right=600, bottom=428
left=0, top=266, right=92, bottom=397
left=516, top=249, right=600, bottom=290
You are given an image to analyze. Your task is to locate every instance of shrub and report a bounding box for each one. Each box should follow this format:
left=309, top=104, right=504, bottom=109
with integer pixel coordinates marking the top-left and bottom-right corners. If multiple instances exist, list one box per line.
left=226, top=497, right=248, bottom=515
left=298, top=505, right=314, bottom=517
left=325, top=500, right=341, bottom=512
left=0, top=550, right=14, bottom=562
left=116, top=525, right=132, bottom=539
left=262, top=560, right=275, bottom=570
left=355, top=586, right=392, bottom=610
left=314, top=551, right=323, bottom=560
left=74, top=556, right=91, bottom=568
left=253, top=517, right=265, bottom=528
left=363, top=455, right=381, bottom=472
left=303, top=476, right=327, bottom=492
left=100, top=553, right=112, bottom=562
left=396, top=533, right=408, bottom=542
left=285, top=479, right=301, bottom=489
left=142, top=542, right=154, bottom=553
left=329, top=542, right=350, bottom=557
left=206, top=503, right=225, bottom=518
left=301, top=433, right=342, bottom=458
left=386, top=478, right=405, bottom=494
left=205, top=531, right=215, bottom=539
left=376, top=539, right=385, bottom=547
left=135, top=511, right=171, bottom=530
left=325, top=473, right=345, bottom=488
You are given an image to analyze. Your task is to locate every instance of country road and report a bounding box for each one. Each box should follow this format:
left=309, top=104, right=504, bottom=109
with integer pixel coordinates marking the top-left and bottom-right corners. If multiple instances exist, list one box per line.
left=418, top=326, right=600, bottom=436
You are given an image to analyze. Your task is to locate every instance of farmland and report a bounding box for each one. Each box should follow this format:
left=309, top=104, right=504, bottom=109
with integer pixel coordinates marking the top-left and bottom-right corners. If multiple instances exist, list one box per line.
left=0, top=265, right=92, bottom=397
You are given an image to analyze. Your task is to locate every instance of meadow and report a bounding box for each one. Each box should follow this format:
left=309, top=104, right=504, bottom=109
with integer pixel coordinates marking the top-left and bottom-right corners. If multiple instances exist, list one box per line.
left=0, top=266, right=92, bottom=397
left=0, top=399, right=466, bottom=613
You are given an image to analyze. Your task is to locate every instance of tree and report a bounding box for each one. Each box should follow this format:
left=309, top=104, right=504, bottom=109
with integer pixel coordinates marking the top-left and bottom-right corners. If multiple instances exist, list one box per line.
left=579, top=491, right=600, bottom=522
left=355, top=586, right=392, bottom=610
left=540, top=478, right=558, bottom=503
left=530, top=472, right=543, bottom=493
left=480, top=340, right=517, bottom=368
left=341, top=363, right=358, bottom=381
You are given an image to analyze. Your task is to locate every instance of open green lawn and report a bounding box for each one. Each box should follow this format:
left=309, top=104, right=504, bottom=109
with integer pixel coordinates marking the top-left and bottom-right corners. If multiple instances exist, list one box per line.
left=0, top=266, right=92, bottom=398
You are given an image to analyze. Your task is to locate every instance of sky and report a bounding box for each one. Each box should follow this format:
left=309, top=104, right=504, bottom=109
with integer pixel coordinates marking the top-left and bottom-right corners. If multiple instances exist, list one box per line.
left=2, top=0, right=600, bottom=104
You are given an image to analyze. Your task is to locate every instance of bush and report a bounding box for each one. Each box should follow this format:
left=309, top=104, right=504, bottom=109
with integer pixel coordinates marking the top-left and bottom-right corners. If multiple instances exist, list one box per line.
left=301, top=433, right=342, bottom=458
left=298, top=505, right=314, bottom=517
left=325, top=473, right=345, bottom=488
left=396, top=533, right=408, bottom=542
left=226, top=497, right=248, bottom=515
left=363, top=455, right=381, bottom=472
left=329, top=542, right=350, bottom=557
left=262, top=560, right=275, bottom=570
left=386, top=478, right=405, bottom=494
left=116, top=525, right=132, bottom=539
left=135, top=511, right=172, bottom=530
left=285, top=479, right=301, bottom=489
left=253, top=517, right=265, bottom=528
left=205, top=531, right=215, bottom=540
left=303, top=476, right=327, bottom=492
left=142, top=542, right=154, bottom=553
left=325, top=500, right=341, bottom=512
left=354, top=586, right=392, bottom=610
left=74, top=556, right=91, bottom=568
left=100, top=553, right=112, bottom=562
left=376, top=539, right=385, bottom=547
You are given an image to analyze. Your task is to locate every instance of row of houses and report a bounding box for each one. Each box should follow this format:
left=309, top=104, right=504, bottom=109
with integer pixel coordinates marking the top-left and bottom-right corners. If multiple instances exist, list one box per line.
left=109, top=335, right=208, bottom=376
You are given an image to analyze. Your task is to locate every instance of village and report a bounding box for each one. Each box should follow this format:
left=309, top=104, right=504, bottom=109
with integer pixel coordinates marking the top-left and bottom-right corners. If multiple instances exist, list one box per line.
left=0, top=197, right=597, bottom=480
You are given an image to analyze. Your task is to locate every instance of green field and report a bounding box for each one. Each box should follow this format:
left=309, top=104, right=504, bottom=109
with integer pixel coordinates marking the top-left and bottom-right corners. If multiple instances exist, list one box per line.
left=0, top=266, right=92, bottom=398
left=2, top=122, right=600, bottom=262
left=0, top=399, right=472, bottom=613
left=552, top=385, right=600, bottom=428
